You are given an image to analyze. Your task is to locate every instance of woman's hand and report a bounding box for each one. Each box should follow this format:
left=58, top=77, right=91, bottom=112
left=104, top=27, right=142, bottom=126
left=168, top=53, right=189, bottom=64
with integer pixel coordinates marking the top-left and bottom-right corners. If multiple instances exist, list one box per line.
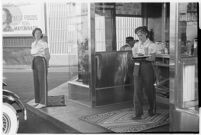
left=146, top=53, right=155, bottom=61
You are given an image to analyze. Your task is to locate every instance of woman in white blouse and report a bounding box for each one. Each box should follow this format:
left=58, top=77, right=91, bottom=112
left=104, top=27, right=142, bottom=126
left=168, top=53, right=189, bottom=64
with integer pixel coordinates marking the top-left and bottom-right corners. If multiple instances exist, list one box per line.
left=132, top=26, right=156, bottom=120
left=31, top=28, right=50, bottom=109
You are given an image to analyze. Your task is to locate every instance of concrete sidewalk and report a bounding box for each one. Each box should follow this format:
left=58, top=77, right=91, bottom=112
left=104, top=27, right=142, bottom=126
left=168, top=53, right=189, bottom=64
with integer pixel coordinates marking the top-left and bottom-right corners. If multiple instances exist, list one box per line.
left=27, top=81, right=169, bottom=133
left=27, top=82, right=112, bottom=133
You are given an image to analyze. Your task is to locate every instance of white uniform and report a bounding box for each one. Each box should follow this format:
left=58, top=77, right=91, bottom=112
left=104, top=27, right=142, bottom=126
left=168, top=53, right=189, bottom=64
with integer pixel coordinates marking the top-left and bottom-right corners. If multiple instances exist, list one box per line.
left=31, top=40, right=48, bottom=58
left=132, top=38, right=157, bottom=117
left=132, top=39, right=156, bottom=57
left=31, top=39, right=49, bottom=105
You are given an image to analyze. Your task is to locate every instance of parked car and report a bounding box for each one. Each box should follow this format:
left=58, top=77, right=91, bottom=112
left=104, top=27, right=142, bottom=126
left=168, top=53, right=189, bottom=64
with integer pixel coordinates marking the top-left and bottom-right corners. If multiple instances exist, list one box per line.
left=2, top=82, right=27, bottom=134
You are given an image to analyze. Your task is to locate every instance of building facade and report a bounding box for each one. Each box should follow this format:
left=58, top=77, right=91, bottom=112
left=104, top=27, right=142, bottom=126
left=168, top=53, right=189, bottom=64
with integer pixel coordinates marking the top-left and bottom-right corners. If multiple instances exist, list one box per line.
left=2, top=1, right=199, bottom=132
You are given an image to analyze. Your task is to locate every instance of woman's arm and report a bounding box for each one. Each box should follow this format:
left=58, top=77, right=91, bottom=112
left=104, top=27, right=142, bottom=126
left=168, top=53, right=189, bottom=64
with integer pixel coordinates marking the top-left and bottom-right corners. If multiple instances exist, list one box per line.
left=44, top=48, right=50, bottom=67
left=31, top=41, right=45, bottom=56
left=43, top=41, right=50, bottom=61
left=146, top=53, right=156, bottom=61
left=146, top=43, right=156, bottom=61
left=132, top=45, right=138, bottom=57
left=31, top=48, right=37, bottom=55
left=44, top=48, right=50, bottom=60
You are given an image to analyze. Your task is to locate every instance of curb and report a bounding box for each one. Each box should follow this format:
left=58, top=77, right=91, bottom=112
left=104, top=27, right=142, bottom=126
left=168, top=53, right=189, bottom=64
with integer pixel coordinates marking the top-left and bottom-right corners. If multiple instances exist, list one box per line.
left=3, top=65, right=77, bottom=69
left=25, top=104, right=79, bottom=133
left=3, top=66, right=31, bottom=69
left=3, top=65, right=77, bottom=73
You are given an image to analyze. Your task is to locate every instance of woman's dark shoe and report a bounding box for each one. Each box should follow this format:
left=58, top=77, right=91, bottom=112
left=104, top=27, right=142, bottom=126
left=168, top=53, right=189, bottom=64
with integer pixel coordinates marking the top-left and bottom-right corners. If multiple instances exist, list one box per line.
left=132, top=115, right=142, bottom=120
left=148, top=111, right=155, bottom=116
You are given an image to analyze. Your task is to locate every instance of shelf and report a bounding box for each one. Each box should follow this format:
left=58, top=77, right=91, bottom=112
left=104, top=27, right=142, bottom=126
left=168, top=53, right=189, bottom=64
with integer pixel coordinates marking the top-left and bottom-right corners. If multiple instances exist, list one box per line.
left=156, top=54, right=170, bottom=58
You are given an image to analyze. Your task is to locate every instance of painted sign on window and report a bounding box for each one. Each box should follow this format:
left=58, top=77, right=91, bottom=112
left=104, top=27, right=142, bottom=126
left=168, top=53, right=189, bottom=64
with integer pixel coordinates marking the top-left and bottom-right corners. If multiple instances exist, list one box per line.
left=2, top=2, right=45, bottom=36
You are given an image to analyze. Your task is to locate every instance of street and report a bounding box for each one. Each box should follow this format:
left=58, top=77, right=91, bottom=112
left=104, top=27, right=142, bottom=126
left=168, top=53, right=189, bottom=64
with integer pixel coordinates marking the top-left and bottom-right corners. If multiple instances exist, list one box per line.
left=3, top=67, right=76, bottom=133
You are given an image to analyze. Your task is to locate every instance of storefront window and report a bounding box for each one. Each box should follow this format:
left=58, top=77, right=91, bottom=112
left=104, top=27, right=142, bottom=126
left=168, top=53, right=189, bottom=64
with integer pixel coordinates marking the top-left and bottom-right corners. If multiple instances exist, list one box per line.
left=95, top=3, right=143, bottom=52
left=115, top=3, right=143, bottom=50
left=177, top=3, right=198, bottom=111
left=95, top=3, right=116, bottom=52
left=178, top=3, right=198, bottom=57
left=77, top=3, right=89, bottom=84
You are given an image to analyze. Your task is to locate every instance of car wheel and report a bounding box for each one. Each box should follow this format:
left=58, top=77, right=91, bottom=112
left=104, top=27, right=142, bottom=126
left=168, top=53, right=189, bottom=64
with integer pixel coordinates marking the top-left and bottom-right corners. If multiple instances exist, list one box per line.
left=2, top=103, right=19, bottom=134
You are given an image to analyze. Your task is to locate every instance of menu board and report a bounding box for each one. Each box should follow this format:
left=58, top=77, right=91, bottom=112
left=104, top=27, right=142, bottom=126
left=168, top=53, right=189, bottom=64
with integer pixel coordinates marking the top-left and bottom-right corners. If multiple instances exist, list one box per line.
left=115, top=3, right=142, bottom=16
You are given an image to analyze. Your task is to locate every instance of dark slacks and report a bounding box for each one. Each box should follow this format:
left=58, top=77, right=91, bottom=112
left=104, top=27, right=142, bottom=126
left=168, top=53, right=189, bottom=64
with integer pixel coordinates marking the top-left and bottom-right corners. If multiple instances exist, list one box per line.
left=133, top=61, right=155, bottom=116
left=32, top=56, right=48, bottom=105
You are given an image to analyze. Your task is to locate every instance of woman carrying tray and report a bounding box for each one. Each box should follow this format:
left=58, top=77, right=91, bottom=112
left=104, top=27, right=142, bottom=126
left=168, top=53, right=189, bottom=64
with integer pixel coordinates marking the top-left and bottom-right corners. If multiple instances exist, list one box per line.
left=132, top=26, right=157, bottom=120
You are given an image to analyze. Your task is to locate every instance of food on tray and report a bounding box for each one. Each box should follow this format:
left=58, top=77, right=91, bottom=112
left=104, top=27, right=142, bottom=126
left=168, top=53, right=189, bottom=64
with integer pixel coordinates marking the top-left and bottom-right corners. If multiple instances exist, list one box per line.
left=137, top=53, right=144, bottom=56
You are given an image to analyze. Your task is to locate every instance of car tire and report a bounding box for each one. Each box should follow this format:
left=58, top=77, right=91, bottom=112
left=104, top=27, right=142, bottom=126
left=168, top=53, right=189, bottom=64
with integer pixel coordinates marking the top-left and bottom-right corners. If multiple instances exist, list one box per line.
left=2, top=103, right=19, bottom=134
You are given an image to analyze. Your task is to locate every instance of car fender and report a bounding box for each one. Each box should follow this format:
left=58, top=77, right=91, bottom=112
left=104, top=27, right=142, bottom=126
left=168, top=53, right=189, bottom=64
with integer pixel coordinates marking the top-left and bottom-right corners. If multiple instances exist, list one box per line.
left=3, top=89, right=27, bottom=120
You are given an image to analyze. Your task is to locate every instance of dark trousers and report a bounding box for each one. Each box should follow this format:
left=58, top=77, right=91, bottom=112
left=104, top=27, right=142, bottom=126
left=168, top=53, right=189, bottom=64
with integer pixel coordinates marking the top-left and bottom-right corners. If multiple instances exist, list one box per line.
left=32, top=56, right=48, bottom=105
left=133, top=61, right=155, bottom=116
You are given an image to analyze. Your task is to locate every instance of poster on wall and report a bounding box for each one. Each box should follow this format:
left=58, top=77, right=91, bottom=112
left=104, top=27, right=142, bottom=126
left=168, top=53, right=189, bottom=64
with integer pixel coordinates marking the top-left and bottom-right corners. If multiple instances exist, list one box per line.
left=2, top=2, right=45, bottom=36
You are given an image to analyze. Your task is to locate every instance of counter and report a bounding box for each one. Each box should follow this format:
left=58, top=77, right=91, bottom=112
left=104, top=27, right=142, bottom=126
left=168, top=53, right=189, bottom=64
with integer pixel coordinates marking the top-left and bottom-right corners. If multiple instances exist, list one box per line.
left=95, top=52, right=170, bottom=105
left=154, top=54, right=170, bottom=104
left=155, top=54, right=169, bottom=67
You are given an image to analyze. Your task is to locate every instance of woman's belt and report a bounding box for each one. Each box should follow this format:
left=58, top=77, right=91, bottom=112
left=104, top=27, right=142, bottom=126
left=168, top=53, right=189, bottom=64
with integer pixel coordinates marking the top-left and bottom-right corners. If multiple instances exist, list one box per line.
left=34, top=56, right=45, bottom=59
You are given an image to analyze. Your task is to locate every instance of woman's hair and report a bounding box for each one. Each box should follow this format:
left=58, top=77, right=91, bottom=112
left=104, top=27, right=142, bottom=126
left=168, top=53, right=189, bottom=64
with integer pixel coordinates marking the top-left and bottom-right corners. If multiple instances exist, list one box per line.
left=149, top=29, right=154, bottom=42
left=135, top=26, right=150, bottom=38
left=3, top=8, right=12, bottom=24
left=32, top=27, right=43, bottom=38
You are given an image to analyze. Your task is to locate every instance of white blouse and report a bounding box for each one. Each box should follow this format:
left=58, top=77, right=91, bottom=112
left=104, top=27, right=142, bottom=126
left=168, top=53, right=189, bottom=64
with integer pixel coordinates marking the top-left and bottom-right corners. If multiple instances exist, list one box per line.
left=31, top=40, right=48, bottom=58
left=132, top=39, right=156, bottom=57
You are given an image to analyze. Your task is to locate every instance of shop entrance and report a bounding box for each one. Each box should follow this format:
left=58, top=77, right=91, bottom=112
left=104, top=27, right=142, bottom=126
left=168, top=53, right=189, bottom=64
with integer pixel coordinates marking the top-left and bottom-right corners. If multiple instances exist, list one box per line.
left=68, top=3, right=170, bottom=108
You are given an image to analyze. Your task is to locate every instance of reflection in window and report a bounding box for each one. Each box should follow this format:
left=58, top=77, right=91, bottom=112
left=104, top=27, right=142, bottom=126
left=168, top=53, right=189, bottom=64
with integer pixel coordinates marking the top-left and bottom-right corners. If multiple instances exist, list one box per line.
left=95, top=14, right=106, bottom=52
left=178, top=3, right=198, bottom=112
left=95, top=3, right=116, bottom=52
left=178, top=3, right=198, bottom=57
left=116, top=17, right=142, bottom=50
